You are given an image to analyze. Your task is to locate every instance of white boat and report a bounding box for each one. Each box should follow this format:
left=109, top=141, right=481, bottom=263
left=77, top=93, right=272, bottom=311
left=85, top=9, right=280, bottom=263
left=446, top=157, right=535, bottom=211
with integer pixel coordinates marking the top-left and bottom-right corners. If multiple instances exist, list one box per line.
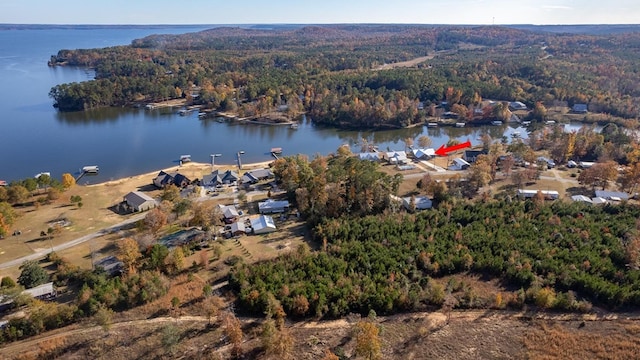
left=180, top=155, right=192, bottom=163
left=455, top=122, right=465, bottom=128
left=491, top=121, right=503, bottom=126
left=427, top=122, right=438, bottom=127
left=290, top=123, right=299, bottom=129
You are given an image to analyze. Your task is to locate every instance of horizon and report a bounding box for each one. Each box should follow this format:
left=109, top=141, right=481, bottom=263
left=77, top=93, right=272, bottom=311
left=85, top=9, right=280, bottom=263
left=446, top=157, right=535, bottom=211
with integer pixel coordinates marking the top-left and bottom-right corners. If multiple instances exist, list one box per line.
left=2, top=0, right=640, bottom=26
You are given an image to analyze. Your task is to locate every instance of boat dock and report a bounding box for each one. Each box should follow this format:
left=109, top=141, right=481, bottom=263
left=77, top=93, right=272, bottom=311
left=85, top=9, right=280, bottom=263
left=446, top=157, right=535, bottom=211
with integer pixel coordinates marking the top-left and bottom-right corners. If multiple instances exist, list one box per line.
left=270, top=147, right=283, bottom=159
left=76, top=165, right=99, bottom=182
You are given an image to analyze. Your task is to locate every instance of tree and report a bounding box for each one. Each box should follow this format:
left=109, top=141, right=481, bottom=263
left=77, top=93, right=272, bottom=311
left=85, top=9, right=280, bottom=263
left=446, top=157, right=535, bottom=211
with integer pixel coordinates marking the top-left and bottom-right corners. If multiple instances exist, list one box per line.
left=17, top=260, right=49, bottom=289
left=578, top=161, right=618, bottom=190
left=7, top=185, right=30, bottom=205
left=117, top=237, right=142, bottom=274
left=144, top=207, right=168, bottom=235
left=167, top=247, right=185, bottom=274
left=1, top=276, right=17, bottom=288
left=0, top=202, right=17, bottom=237
left=172, top=198, right=192, bottom=217
left=161, top=185, right=180, bottom=202
left=61, top=173, right=76, bottom=189
left=354, top=319, right=382, bottom=360
left=222, top=311, right=243, bottom=358
left=417, top=135, right=432, bottom=148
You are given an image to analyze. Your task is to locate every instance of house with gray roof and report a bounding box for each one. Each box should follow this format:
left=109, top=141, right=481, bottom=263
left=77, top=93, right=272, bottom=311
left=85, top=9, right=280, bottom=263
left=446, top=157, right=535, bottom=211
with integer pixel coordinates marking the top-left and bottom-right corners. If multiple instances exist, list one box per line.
left=594, top=190, right=629, bottom=201
left=123, top=191, right=157, bottom=212
left=241, top=168, right=274, bottom=184
left=153, top=171, right=191, bottom=189
left=202, top=169, right=239, bottom=187
left=402, top=196, right=432, bottom=211
left=251, top=215, right=277, bottom=235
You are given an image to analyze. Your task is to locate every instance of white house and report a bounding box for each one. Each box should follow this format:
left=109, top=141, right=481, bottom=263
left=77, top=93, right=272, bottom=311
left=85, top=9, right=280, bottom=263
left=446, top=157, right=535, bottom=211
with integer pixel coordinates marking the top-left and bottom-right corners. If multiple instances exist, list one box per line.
left=449, top=158, right=470, bottom=171
left=123, top=191, right=157, bottom=212
left=412, top=148, right=435, bottom=160
left=383, top=151, right=408, bottom=164
left=258, top=199, right=290, bottom=214
left=517, top=189, right=559, bottom=200
left=402, top=196, right=432, bottom=211
left=251, top=215, right=277, bottom=235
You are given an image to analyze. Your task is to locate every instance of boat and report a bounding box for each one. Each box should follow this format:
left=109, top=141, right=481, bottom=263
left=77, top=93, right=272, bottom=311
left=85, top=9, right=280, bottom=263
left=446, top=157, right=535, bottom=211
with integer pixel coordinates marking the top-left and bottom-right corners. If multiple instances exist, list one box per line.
left=0, top=180, right=7, bottom=186
left=178, top=109, right=188, bottom=116
left=455, top=122, right=465, bottom=128
left=270, top=147, right=283, bottom=154
left=180, top=155, right=192, bottom=163
left=427, top=122, right=438, bottom=127
left=290, top=123, right=299, bottom=129
left=491, top=121, right=503, bottom=126
left=34, top=172, right=51, bottom=179
left=82, top=166, right=99, bottom=173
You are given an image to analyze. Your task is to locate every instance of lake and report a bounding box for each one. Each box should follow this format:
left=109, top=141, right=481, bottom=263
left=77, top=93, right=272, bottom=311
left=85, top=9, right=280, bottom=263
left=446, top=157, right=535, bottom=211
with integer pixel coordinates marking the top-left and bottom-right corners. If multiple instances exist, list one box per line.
left=0, top=26, right=527, bottom=184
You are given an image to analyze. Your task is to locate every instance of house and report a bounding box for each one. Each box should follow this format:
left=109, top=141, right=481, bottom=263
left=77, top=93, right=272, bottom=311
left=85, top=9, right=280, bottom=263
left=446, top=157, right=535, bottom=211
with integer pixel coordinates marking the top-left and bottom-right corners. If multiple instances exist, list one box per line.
left=123, top=191, right=157, bottom=212
left=463, top=149, right=488, bottom=163
left=240, top=168, right=274, bottom=184
left=449, top=158, right=471, bottom=171
left=229, top=221, right=246, bottom=236
left=202, top=169, right=239, bottom=187
left=358, top=152, right=381, bottom=161
left=517, top=189, right=559, bottom=200
left=509, top=101, right=528, bottom=111
left=594, top=190, right=629, bottom=201
left=442, top=111, right=459, bottom=119
left=402, top=196, right=432, bottom=211
left=578, top=161, right=595, bottom=169
left=412, top=148, right=435, bottom=160
left=383, top=151, right=408, bottom=164
left=572, top=104, right=588, bottom=113
left=153, top=171, right=191, bottom=188
left=218, top=204, right=240, bottom=223
left=258, top=199, right=290, bottom=214
left=537, top=156, right=556, bottom=168
left=251, top=215, right=277, bottom=235
left=591, top=197, right=608, bottom=205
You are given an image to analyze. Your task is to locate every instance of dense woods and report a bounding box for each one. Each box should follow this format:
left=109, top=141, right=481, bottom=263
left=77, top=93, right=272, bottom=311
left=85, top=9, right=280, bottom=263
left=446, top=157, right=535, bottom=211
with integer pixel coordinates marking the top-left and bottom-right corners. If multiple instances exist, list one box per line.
left=230, top=200, right=640, bottom=318
left=49, top=25, right=640, bottom=128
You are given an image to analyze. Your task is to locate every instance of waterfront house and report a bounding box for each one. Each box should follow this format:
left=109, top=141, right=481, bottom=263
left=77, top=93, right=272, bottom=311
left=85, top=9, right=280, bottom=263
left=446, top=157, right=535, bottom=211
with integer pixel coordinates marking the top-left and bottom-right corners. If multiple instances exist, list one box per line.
left=258, top=199, right=290, bottom=214
left=241, top=168, right=274, bottom=184
left=358, top=152, right=381, bottom=161
left=412, top=148, right=435, bottom=160
left=383, top=151, right=408, bottom=164
left=123, top=191, right=157, bottom=212
left=153, top=171, right=191, bottom=188
left=202, top=169, right=239, bottom=187
left=251, top=215, right=277, bottom=235
left=509, top=101, right=528, bottom=111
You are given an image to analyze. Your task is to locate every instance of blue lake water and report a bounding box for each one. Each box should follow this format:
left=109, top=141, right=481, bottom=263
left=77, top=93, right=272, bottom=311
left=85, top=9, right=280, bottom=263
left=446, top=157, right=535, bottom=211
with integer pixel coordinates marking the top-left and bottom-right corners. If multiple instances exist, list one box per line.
left=0, top=26, right=531, bottom=184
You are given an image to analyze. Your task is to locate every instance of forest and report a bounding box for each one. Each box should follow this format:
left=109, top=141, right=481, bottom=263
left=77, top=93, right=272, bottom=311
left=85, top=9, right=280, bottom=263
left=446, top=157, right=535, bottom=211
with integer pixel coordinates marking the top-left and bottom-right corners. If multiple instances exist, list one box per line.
left=48, top=25, right=640, bottom=128
left=229, top=199, right=640, bottom=319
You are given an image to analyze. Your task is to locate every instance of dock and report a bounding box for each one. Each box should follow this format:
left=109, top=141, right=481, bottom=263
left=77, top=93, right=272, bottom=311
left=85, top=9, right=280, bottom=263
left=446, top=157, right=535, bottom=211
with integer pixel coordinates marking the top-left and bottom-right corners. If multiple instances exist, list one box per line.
left=76, top=165, right=99, bottom=182
left=270, top=147, right=283, bottom=159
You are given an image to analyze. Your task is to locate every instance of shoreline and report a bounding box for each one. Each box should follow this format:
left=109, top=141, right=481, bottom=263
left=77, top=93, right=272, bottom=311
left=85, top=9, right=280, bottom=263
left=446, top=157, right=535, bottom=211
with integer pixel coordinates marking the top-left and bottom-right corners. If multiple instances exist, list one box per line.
left=88, top=160, right=275, bottom=188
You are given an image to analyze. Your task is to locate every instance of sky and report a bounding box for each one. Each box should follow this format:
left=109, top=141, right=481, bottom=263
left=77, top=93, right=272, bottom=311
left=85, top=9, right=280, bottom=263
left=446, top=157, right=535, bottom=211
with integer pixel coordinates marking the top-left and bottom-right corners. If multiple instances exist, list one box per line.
left=1, top=0, right=639, bottom=25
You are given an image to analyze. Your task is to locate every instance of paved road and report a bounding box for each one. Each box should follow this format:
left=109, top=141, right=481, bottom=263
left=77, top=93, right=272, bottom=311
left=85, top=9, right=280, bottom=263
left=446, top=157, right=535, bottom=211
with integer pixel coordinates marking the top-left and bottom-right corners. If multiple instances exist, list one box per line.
left=0, top=213, right=147, bottom=270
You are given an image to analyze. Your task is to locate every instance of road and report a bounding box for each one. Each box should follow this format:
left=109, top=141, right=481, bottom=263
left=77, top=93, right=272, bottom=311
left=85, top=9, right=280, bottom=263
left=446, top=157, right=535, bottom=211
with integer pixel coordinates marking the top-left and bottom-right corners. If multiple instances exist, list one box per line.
left=0, top=213, right=147, bottom=270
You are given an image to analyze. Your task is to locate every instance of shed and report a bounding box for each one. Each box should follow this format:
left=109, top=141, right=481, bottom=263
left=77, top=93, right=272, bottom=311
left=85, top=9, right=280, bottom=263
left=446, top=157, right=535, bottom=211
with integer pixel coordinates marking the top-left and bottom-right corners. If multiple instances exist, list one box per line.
left=123, top=191, right=157, bottom=212
left=258, top=199, right=290, bottom=214
left=251, top=215, right=277, bottom=235
left=230, top=221, right=246, bottom=236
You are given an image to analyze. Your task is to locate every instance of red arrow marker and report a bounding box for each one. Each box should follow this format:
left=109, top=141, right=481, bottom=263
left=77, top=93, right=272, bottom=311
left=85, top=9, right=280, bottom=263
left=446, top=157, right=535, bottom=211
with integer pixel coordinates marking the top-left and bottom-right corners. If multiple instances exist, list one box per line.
left=435, top=140, right=471, bottom=156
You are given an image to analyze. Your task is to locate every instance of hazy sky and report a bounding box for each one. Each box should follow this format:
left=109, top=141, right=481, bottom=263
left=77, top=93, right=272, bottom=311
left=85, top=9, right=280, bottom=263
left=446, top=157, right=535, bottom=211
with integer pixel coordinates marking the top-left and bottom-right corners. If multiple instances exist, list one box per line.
left=1, top=0, right=639, bottom=25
